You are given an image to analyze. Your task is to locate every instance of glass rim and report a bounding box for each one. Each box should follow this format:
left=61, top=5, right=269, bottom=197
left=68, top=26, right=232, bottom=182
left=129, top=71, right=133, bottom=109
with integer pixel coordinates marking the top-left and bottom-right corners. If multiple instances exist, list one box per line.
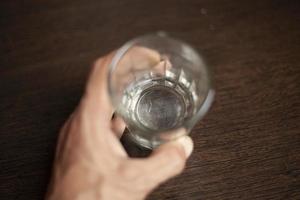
left=107, top=33, right=215, bottom=131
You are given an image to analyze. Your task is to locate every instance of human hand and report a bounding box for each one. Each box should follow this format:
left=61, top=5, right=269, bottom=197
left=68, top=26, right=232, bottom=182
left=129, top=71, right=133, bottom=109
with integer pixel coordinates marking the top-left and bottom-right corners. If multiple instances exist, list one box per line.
left=46, top=50, right=193, bottom=200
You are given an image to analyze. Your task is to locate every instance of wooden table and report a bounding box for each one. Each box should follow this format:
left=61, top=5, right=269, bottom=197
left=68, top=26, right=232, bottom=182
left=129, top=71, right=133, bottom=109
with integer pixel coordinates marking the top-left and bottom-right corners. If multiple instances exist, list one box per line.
left=1, top=0, right=299, bottom=199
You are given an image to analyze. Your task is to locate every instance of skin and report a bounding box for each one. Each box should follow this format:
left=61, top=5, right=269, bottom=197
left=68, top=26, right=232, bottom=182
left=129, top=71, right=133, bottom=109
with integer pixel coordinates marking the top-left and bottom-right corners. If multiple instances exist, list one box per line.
left=46, top=50, right=194, bottom=200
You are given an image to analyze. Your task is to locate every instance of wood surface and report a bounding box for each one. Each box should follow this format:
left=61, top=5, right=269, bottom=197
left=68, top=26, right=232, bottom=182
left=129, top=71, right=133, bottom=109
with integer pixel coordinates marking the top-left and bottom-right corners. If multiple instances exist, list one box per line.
left=0, top=0, right=299, bottom=199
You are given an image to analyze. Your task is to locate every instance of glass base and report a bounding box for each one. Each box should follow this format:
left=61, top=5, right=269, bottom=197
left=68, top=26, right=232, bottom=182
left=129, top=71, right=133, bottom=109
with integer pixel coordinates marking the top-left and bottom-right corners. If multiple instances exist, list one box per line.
left=127, top=132, right=161, bottom=149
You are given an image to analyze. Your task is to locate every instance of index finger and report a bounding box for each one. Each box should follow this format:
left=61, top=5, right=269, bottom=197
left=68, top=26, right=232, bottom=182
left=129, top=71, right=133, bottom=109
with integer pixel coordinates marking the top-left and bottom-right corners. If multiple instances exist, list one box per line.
left=82, top=52, right=116, bottom=121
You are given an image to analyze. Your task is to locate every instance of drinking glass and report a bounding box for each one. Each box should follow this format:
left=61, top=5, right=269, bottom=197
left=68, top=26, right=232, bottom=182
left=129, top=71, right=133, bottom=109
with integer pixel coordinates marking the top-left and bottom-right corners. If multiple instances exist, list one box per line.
left=108, top=33, right=214, bottom=149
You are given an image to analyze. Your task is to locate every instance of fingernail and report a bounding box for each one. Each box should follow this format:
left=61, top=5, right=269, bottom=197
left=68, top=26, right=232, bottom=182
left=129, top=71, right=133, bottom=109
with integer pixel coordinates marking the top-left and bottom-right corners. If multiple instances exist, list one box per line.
left=176, top=136, right=193, bottom=158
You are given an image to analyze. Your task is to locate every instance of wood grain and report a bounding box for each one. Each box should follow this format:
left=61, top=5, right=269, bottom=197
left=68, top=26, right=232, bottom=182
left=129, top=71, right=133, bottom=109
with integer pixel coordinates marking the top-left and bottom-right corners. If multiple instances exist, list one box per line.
left=0, top=0, right=299, bottom=199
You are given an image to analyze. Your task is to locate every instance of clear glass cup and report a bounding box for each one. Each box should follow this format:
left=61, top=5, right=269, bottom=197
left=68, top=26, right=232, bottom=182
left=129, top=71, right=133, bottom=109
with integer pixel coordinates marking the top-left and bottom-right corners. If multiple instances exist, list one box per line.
left=108, top=33, right=214, bottom=149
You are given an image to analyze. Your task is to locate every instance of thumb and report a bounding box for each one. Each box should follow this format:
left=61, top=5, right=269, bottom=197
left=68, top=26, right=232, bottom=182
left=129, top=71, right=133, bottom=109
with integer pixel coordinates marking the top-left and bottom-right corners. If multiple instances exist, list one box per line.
left=136, top=131, right=193, bottom=189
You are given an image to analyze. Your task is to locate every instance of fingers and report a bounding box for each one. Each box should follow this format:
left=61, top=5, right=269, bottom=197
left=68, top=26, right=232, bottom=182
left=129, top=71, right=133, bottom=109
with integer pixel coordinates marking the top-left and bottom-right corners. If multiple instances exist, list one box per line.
left=81, top=47, right=161, bottom=123
left=111, top=115, right=126, bottom=138
left=116, top=46, right=161, bottom=77
left=146, top=136, right=193, bottom=184
left=151, top=56, right=172, bottom=77
left=81, top=47, right=171, bottom=131
left=82, top=52, right=116, bottom=121
left=128, top=130, right=193, bottom=190
left=112, top=47, right=161, bottom=93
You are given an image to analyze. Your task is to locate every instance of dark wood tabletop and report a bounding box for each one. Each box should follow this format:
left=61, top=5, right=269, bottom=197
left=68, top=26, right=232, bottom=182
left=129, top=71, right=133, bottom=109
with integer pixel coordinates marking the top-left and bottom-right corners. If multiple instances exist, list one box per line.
left=1, top=0, right=300, bottom=199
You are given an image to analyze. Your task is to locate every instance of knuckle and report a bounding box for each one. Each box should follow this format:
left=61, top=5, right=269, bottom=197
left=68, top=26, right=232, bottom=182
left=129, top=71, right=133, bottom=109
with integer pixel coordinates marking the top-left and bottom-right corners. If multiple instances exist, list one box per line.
left=167, top=147, right=185, bottom=161
left=174, top=161, right=185, bottom=175
left=93, top=57, right=105, bottom=68
left=165, top=148, right=186, bottom=171
left=117, top=163, right=138, bottom=181
left=93, top=53, right=113, bottom=70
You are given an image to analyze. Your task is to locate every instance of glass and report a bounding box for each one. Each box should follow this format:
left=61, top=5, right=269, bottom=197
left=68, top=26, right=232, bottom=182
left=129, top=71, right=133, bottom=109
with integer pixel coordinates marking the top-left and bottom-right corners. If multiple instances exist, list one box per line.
left=108, top=33, right=214, bottom=149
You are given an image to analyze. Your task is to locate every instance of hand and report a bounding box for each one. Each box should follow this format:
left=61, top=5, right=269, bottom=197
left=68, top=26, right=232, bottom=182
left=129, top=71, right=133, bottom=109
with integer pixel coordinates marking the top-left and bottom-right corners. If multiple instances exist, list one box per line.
left=46, top=51, right=193, bottom=200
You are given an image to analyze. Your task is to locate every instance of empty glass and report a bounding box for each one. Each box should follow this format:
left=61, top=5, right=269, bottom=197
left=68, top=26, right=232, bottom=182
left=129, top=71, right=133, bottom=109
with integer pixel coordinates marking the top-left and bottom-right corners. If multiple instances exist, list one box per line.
left=108, top=33, right=214, bottom=149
